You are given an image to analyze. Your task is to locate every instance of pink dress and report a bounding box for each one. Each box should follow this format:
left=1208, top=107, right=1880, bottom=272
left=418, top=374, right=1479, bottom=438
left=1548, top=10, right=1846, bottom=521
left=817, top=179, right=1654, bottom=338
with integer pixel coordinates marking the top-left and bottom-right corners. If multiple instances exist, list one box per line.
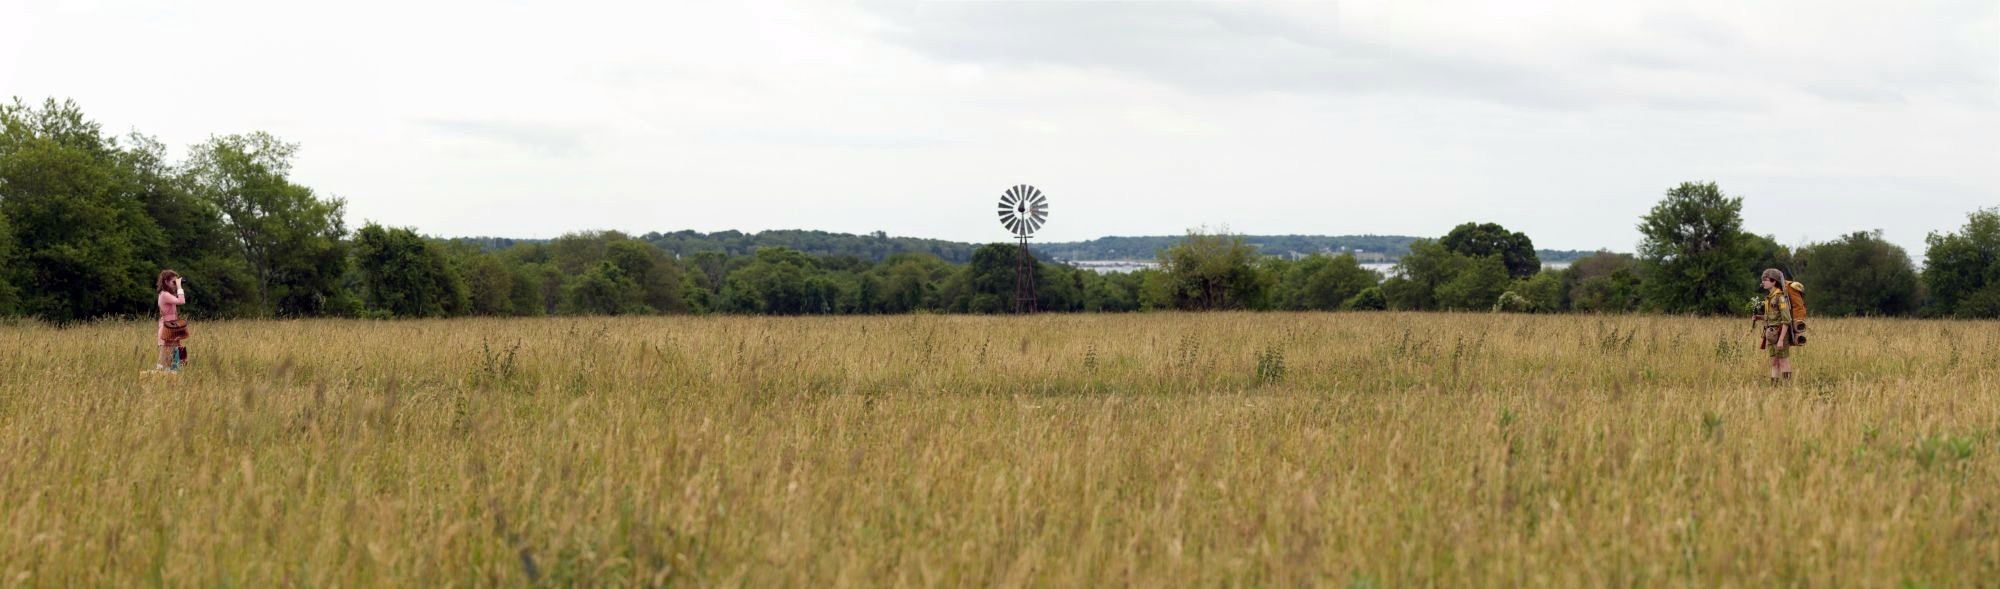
left=158, top=290, right=184, bottom=346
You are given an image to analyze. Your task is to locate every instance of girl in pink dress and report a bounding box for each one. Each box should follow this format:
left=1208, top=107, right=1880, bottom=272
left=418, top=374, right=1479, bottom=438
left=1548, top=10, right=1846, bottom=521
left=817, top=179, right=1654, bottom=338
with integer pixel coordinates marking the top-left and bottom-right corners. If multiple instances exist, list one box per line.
left=156, top=270, right=185, bottom=372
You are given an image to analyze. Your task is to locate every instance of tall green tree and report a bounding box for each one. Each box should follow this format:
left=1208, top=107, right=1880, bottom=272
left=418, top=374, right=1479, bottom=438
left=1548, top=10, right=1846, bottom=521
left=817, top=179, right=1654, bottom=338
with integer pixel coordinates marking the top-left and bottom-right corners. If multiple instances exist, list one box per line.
left=1922, top=207, right=2000, bottom=318
left=1637, top=182, right=1749, bottom=315
left=1441, top=222, right=1541, bottom=279
left=0, top=98, right=163, bottom=322
left=351, top=224, right=468, bottom=318
left=1155, top=228, right=1264, bottom=310
left=121, top=133, right=261, bottom=318
left=1795, top=230, right=1920, bottom=317
left=187, top=132, right=349, bottom=316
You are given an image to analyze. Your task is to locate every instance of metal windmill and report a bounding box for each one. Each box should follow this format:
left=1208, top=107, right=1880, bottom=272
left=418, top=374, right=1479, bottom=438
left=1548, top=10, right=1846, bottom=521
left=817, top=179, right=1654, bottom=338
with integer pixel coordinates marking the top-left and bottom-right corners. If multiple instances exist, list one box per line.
left=997, top=185, right=1049, bottom=313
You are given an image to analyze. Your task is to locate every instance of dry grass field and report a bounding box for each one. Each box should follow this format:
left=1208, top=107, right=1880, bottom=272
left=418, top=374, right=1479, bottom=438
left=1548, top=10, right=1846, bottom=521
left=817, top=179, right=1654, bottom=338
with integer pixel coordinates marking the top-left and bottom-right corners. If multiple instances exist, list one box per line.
left=1, top=312, right=1997, bottom=586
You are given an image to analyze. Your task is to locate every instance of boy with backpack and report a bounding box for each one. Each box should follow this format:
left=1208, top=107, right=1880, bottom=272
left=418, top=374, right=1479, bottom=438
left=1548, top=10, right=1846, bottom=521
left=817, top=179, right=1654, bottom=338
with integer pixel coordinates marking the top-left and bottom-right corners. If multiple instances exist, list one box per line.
left=1753, top=268, right=1807, bottom=383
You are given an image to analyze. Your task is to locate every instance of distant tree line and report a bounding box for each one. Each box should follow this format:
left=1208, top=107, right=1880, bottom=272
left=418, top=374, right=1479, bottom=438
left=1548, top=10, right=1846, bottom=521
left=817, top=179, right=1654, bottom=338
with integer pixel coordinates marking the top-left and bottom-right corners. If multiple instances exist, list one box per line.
left=3, top=99, right=1997, bottom=322
left=461, top=231, right=1600, bottom=266
left=1035, top=234, right=1598, bottom=264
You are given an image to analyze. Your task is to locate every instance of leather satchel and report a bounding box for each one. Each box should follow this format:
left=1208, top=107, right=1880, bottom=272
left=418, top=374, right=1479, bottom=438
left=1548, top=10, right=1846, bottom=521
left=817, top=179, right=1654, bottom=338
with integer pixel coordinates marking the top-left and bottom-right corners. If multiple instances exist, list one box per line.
left=163, top=318, right=191, bottom=342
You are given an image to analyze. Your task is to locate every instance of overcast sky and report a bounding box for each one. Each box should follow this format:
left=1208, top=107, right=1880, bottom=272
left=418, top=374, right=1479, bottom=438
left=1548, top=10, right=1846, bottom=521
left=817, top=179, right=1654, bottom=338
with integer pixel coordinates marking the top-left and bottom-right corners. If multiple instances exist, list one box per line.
left=3, top=0, right=1995, bottom=253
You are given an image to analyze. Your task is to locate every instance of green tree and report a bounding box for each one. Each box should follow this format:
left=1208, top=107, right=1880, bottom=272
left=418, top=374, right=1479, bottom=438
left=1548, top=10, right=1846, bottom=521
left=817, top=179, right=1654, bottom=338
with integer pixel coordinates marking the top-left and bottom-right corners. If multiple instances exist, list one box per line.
left=1035, top=263, right=1087, bottom=312
left=1273, top=253, right=1379, bottom=311
left=683, top=251, right=732, bottom=292
left=548, top=230, right=628, bottom=276
left=1493, top=291, right=1536, bottom=313
left=1921, top=208, right=2000, bottom=318
left=188, top=132, right=348, bottom=316
left=870, top=252, right=953, bottom=313
left=1155, top=228, right=1264, bottom=310
left=0, top=98, right=163, bottom=322
left=1736, top=233, right=1795, bottom=280
left=1637, top=182, right=1749, bottom=315
left=1441, top=222, right=1541, bottom=279
left=1435, top=254, right=1511, bottom=310
left=121, top=133, right=261, bottom=318
left=523, top=262, right=565, bottom=315
left=605, top=239, right=685, bottom=313
left=456, top=250, right=516, bottom=316
left=721, top=247, right=833, bottom=315
left=563, top=261, right=648, bottom=315
left=942, top=243, right=1035, bottom=313
left=1381, top=240, right=1453, bottom=310
left=351, top=224, right=467, bottom=318
left=1513, top=271, right=1570, bottom=313
left=1344, top=286, right=1387, bottom=311
left=1794, top=230, right=1920, bottom=317
left=1081, top=270, right=1142, bottom=312
left=1565, top=252, right=1643, bottom=313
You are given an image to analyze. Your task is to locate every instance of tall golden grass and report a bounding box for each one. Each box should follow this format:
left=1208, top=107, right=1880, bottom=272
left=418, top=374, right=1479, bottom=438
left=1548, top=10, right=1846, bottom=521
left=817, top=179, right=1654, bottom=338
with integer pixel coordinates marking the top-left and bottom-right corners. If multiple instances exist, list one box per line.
left=1, top=312, right=1996, bottom=586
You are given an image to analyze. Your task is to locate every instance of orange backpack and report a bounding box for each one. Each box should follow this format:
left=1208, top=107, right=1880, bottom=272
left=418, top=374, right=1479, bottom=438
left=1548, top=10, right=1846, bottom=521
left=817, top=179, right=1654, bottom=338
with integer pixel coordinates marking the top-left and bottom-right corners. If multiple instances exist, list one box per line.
left=1783, top=281, right=1807, bottom=346
left=1782, top=281, right=1807, bottom=322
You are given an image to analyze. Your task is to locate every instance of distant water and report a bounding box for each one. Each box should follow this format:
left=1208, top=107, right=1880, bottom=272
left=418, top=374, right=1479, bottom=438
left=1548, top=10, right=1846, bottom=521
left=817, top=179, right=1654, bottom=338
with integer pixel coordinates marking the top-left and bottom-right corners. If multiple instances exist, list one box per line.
left=1364, top=262, right=1569, bottom=277
left=1073, top=260, right=1571, bottom=275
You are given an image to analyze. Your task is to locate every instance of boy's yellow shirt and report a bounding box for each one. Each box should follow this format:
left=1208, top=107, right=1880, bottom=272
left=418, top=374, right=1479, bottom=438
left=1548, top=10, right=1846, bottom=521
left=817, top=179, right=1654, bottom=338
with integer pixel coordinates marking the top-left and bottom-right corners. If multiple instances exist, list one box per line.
left=1763, top=287, right=1791, bottom=319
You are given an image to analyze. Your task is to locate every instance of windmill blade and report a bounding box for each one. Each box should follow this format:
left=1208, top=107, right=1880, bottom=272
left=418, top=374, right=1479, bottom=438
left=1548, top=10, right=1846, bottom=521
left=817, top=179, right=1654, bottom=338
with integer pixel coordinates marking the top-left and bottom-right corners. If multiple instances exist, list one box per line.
left=996, top=184, right=1048, bottom=237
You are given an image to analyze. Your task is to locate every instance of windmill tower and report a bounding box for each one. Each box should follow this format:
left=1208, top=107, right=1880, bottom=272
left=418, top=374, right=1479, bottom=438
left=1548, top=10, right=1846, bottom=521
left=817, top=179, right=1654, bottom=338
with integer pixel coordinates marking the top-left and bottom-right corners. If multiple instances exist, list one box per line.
left=996, top=185, right=1049, bottom=314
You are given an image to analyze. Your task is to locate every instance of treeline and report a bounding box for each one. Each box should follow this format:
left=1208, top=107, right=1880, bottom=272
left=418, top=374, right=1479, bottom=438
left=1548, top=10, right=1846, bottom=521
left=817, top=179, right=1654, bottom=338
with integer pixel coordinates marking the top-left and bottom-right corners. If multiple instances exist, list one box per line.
left=1034, top=234, right=1598, bottom=263
left=4, top=98, right=1998, bottom=322
left=1367, top=184, right=1998, bottom=318
left=641, top=230, right=978, bottom=263
left=455, top=230, right=984, bottom=264
left=464, top=231, right=1601, bottom=266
